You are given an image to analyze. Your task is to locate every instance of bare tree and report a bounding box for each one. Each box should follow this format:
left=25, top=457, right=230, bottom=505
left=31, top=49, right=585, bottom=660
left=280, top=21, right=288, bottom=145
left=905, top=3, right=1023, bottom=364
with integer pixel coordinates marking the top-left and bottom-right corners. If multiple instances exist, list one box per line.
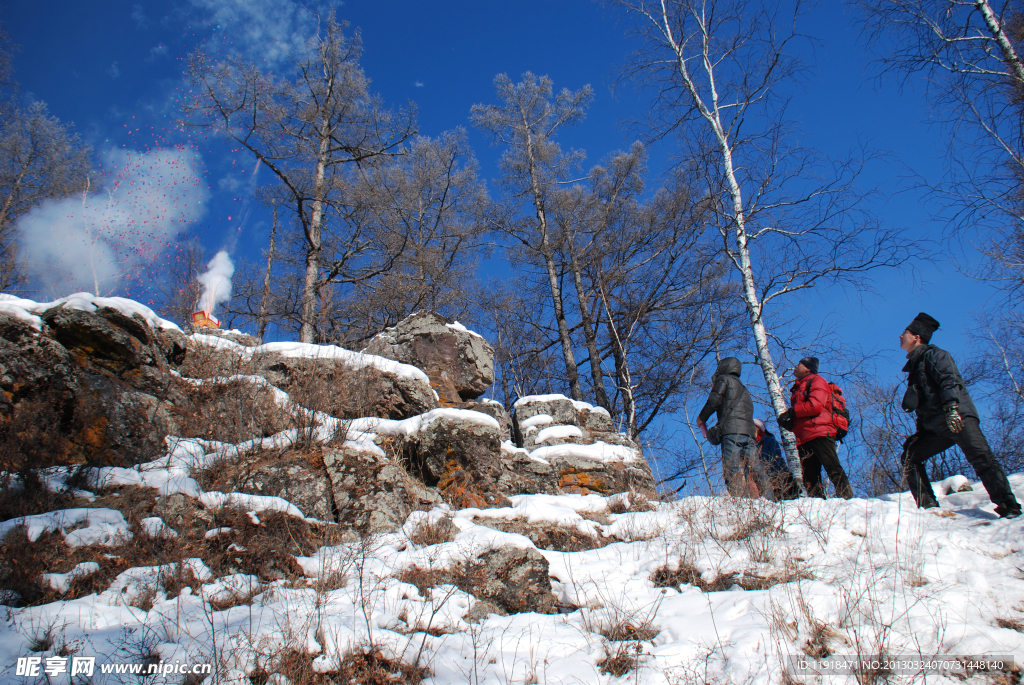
left=184, top=10, right=415, bottom=342
left=322, top=129, right=488, bottom=344
left=612, top=0, right=910, bottom=471
left=154, top=237, right=206, bottom=331
left=0, top=101, right=91, bottom=292
left=552, top=147, right=740, bottom=438
left=857, top=0, right=1024, bottom=292
left=472, top=73, right=593, bottom=402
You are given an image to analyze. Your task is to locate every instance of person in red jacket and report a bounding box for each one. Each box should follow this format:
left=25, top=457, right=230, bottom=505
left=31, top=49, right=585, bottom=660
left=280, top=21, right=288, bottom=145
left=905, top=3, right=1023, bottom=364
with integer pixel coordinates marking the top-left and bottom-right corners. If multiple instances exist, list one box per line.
left=779, top=356, right=854, bottom=499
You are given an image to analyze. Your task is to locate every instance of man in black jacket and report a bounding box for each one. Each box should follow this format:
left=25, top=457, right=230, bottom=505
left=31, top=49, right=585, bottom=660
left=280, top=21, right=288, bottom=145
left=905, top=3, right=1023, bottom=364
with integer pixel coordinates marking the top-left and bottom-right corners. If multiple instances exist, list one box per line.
left=697, top=357, right=773, bottom=499
left=900, top=312, right=1021, bottom=518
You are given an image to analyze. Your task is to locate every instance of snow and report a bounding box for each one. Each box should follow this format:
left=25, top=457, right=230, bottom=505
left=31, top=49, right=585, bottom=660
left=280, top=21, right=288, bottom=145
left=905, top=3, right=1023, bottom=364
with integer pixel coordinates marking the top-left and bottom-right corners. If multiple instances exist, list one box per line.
left=518, top=413, right=552, bottom=430
left=5, top=309, right=1024, bottom=685
left=40, top=562, right=101, bottom=594
left=0, top=508, right=131, bottom=547
left=0, top=293, right=182, bottom=332
left=513, top=393, right=611, bottom=417
left=529, top=440, right=640, bottom=464
left=445, top=320, right=484, bottom=339
left=347, top=408, right=500, bottom=438
left=189, top=334, right=431, bottom=384
left=534, top=424, right=583, bottom=444
left=139, top=517, right=178, bottom=538
left=6, top=473, right=1024, bottom=683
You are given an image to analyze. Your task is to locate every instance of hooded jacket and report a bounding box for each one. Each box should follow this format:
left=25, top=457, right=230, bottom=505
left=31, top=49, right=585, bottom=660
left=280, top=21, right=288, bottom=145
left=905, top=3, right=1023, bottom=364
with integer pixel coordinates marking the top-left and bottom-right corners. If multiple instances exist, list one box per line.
left=789, top=373, right=836, bottom=445
left=902, top=344, right=979, bottom=433
left=698, top=357, right=755, bottom=438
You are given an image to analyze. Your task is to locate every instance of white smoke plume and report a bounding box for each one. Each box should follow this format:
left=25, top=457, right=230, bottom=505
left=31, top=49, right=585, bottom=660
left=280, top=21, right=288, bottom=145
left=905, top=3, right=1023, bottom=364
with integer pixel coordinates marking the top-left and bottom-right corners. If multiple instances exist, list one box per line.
left=17, top=147, right=208, bottom=297
left=197, top=250, right=234, bottom=316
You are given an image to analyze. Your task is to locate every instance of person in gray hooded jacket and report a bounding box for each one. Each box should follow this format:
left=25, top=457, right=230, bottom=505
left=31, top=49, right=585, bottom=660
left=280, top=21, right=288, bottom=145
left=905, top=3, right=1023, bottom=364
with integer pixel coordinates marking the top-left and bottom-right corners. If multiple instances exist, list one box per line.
left=697, top=357, right=773, bottom=499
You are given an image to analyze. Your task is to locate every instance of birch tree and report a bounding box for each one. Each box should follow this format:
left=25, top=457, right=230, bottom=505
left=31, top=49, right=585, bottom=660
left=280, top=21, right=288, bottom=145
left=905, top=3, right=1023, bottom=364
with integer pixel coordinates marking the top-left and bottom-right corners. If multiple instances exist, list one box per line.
left=613, top=0, right=908, bottom=469
left=184, top=11, right=415, bottom=342
left=471, top=73, right=592, bottom=402
left=857, top=0, right=1024, bottom=295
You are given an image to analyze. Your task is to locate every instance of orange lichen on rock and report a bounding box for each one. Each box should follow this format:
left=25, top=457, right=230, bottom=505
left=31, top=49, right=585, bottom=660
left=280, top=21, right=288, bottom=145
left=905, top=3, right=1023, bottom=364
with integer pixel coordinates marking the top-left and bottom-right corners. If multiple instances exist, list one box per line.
left=558, top=470, right=614, bottom=495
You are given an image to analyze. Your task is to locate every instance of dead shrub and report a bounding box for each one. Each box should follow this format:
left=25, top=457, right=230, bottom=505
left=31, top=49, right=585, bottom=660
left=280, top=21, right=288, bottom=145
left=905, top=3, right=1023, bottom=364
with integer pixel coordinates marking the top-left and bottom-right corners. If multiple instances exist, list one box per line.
left=996, top=617, right=1024, bottom=633
left=651, top=560, right=809, bottom=594
left=208, top=585, right=262, bottom=612
left=193, top=444, right=329, bottom=497
left=176, top=379, right=294, bottom=444
left=802, top=622, right=842, bottom=659
left=600, top=620, right=660, bottom=643
left=397, top=561, right=488, bottom=600
left=407, top=518, right=456, bottom=547
left=337, top=649, right=429, bottom=684
left=267, top=647, right=428, bottom=685
left=281, top=361, right=403, bottom=421
left=598, top=642, right=643, bottom=677
left=608, top=492, right=656, bottom=514
left=0, top=469, right=79, bottom=522
left=199, top=508, right=345, bottom=582
left=474, top=517, right=612, bottom=552
left=0, top=495, right=346, bottom=605
left=719, top=518, right=776, bottom=542
left=1, top=527, right=76, bottom=606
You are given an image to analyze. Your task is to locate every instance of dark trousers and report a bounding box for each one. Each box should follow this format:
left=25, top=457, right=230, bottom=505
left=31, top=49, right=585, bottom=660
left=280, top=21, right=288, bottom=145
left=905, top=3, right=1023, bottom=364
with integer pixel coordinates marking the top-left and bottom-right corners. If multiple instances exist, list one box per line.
left=902, top=417, right=1019, bottom=509
left=799, top=436, right=853, bottom=499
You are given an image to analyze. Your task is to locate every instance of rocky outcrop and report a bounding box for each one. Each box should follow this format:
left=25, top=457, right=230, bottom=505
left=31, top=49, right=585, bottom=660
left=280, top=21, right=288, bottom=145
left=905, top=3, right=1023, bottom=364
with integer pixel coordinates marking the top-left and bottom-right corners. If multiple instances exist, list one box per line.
left=474, top=547, right=557, bottom=615
left=218, top=453, right=335, bottom=521
left=0, top=303, right=190, bottom=467
left=322, top=445, right=442, bottom=535
left=256, top=357, right=436, bottom=421
left=410, top=413, right=511, bottom=509
left=181, top=340, right=437, bottom=421
left=510, top=395, right=656, bottom=497
left=364, top=312, right=494, bottom=404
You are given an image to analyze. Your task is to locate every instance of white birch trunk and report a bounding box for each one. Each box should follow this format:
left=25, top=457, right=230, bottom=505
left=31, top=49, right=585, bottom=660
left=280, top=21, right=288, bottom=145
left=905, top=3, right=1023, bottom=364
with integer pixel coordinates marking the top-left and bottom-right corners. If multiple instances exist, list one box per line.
left=654, top=2, right=802, bottom=477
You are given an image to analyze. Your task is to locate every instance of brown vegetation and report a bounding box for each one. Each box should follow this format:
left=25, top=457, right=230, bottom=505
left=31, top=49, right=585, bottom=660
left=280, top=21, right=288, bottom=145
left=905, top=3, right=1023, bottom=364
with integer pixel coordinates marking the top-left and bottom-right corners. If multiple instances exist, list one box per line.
left=251, top=647, right=428, bottom=685
left=651, top=560, right=810, bottom=594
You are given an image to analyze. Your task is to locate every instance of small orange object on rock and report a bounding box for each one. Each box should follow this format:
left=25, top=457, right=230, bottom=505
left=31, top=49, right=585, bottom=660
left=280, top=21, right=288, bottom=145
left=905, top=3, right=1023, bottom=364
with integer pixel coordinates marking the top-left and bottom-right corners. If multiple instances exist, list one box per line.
left=192, top=311, right=220, bottom=329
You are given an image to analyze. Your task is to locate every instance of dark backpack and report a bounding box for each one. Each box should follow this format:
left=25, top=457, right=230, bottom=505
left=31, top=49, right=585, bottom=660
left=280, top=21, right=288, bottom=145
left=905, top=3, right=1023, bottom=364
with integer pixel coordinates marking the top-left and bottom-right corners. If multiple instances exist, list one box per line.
left=804, top=376, right=851, bottom=442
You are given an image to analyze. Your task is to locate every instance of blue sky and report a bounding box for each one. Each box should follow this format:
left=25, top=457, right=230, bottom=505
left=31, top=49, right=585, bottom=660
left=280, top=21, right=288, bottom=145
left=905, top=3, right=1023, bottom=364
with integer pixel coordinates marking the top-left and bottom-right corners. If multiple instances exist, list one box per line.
left=1, top=0, right=990, bottom=390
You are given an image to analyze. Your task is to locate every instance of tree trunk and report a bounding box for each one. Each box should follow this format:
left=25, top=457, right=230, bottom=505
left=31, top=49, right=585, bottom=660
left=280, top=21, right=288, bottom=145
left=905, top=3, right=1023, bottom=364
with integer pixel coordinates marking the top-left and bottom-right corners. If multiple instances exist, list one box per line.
left=300, top=133, right=330, bottom=344
left=714, top=108, right=801, bottom=479
left=525, top=129, right=583, bottom=401
left=257, top=202, right=278, bottom=342
left=598, top=280, right=637, bottom=437
left=568, top=243, right=610, bottom=408
left=977, top=0, right=1024, bottom=86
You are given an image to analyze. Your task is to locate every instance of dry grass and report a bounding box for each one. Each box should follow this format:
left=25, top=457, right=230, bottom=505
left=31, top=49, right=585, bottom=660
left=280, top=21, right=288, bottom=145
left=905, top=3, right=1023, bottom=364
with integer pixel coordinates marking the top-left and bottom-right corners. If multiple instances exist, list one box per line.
left=473, top=517, right=612, bottom=552
left=996, top=617, right=1024, bottom=633
left=651, top=560, right=810, bottom=594
left=598, top=642, right=643, bottom=677
left=0, top=493, right=348, bottom=606
left=252, top=647, right=428, bottom=685
left=608, top=492, right=657, bottom=514
left=407, top=517, right=456, bottom=547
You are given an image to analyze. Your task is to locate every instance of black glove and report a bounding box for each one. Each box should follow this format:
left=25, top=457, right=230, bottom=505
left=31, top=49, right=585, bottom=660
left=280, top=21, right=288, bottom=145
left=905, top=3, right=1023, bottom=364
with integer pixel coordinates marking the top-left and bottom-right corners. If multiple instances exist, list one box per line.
left=707, top=425, right=723, bottom=446
left=944, top=402, right=964, bottom=433
left=777, top=409, right=794, bottom=432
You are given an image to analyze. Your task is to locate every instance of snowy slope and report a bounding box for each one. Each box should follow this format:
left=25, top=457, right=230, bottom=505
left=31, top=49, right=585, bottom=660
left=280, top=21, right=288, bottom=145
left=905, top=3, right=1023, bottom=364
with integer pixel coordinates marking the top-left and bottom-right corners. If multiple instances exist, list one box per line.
left=2, top=443, right=1024, bottom=684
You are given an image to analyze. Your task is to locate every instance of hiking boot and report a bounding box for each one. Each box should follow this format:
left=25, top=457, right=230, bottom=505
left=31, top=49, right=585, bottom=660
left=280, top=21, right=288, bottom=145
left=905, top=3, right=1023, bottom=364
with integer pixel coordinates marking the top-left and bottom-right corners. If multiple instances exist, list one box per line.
left=995, top=504, right=1022, bottom=519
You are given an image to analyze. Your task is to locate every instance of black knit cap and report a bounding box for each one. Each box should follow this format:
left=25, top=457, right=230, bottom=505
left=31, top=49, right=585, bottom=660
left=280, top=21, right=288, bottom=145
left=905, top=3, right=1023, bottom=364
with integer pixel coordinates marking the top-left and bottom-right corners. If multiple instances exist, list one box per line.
left=797, top=356, right=819, bottom=374
left=906, top=312, right=940, bottom=344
